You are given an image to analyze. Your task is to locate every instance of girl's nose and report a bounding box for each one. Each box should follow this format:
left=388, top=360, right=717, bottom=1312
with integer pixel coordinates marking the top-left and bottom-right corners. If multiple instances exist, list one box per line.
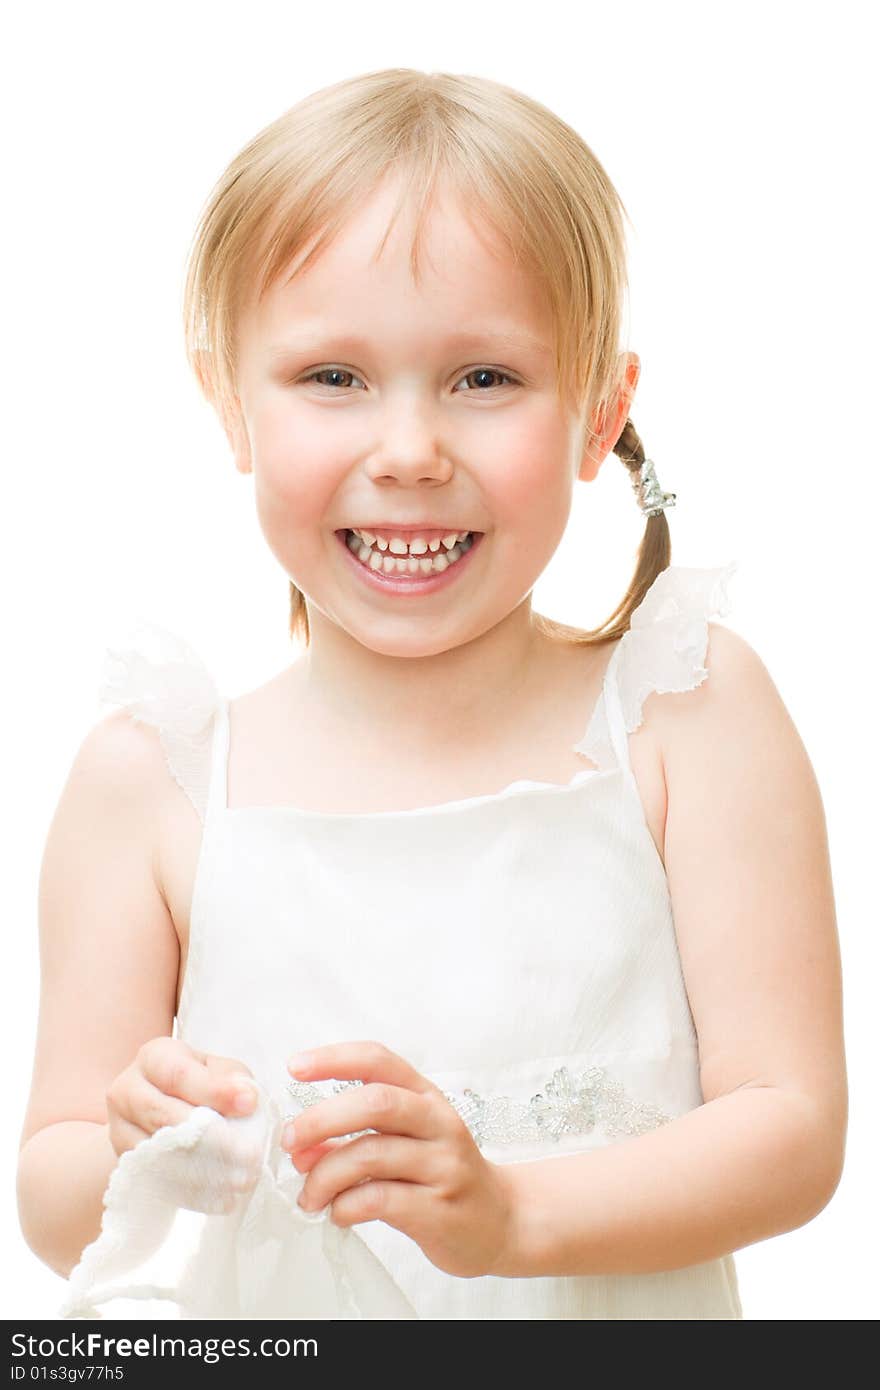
left=361, top=391, right=455, bottom=489
left=363, top=395, right=453, bottom=485
left=364, top=437, right=453, bottom=486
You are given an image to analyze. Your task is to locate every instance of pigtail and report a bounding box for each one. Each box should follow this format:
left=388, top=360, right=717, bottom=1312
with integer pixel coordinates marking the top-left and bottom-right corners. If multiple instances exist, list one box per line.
left=289, top=582, right=310, bottom=646
left=590, top=417, right=673, bottom=641
left=532, top=417, right=674, bottom=650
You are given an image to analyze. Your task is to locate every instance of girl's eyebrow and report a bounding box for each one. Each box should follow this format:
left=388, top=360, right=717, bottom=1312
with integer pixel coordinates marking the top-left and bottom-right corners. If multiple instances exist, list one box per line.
left=266, top=326, right=552, bottom=360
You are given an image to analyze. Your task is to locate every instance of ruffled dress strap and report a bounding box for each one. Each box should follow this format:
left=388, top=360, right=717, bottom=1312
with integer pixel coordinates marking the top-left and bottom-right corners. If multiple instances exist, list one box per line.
left=574, top=561, right=738, bottom=774
left=97, top=619, right=223, bottom=825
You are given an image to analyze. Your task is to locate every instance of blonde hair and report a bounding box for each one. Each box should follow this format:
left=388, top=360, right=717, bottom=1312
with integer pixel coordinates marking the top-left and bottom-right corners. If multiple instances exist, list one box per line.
left=182, top=68, right=672, bottom=647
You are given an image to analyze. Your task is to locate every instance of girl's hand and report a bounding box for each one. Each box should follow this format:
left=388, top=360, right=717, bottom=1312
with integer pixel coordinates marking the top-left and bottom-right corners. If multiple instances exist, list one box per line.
left=282, top=1041, right=516, bottom=1279
left=105, top=1037, right=265, bottom=1215
left=106, top=1037, right=259, bottom=1156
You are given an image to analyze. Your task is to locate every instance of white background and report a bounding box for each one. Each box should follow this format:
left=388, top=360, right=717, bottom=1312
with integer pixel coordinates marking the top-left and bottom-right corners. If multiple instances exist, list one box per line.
left=3, top=0, right=876, bottom=1320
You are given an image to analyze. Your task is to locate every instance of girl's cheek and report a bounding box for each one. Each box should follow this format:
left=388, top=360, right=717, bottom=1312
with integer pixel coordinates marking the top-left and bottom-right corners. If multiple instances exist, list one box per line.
left=253, top=448, right=336, bottom=533
left=491, top=412, right=572, bottom=493
left=259, top=431, right=348, bottom=512
left=497, top=445, right=574, bottom=537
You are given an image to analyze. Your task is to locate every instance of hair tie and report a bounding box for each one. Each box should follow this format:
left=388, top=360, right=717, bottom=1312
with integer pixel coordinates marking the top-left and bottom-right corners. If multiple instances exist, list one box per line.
left=632, top=457, right=677, bottom=518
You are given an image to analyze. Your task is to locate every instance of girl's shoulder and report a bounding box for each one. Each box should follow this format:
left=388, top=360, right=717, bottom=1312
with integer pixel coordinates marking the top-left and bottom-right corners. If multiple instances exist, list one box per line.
left=97, top=618, right=223, bottom=825
left=574, top=560, right=739, bottom=773
left=615, top=559, right=740, bottom=723
left=611, top=559, right=783, bottom=795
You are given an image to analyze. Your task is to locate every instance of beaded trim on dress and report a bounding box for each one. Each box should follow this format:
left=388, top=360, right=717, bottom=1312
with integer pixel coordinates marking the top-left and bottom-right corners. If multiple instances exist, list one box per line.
left=286, top=1065, right=672, bottom=1149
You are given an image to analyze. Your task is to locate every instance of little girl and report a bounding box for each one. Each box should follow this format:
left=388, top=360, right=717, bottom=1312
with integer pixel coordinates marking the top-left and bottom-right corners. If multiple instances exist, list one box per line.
left=18, top=68, right=846, bottom=1321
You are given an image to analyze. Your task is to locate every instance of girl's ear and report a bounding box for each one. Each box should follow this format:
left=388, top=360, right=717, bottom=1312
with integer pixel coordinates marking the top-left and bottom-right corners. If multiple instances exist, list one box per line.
left=578, top=352, right=641, bottom=483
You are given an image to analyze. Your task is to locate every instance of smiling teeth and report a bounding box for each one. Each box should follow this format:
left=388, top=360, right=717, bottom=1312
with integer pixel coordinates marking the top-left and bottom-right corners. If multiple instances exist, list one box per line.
left=352, top=528, right=471, bottom=554
left=345, top=529, right=475, bottom=575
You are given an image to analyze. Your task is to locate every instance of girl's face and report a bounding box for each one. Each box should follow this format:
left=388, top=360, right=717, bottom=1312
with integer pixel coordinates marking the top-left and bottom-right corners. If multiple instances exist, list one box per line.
left=232, top=174, right=632, bottom=660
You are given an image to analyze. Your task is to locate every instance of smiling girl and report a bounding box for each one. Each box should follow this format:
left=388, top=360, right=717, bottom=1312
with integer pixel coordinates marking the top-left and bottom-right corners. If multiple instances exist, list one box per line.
left=18, top=68, right=846, bottom=1320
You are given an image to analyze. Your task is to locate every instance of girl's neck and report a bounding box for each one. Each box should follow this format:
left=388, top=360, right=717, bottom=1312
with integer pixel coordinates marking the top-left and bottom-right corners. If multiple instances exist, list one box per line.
left=288, top=598, right=555, bottom=759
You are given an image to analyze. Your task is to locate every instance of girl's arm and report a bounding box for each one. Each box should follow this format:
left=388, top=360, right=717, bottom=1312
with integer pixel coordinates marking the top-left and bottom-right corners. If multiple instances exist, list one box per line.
left=492, top=624, right=847, bottom=1277
left=16, top=1121, right=120, bottom=1279
left=16, top=710, right=180, bottom=1278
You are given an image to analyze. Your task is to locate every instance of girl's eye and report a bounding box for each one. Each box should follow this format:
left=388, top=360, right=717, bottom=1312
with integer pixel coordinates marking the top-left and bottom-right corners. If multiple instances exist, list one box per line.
left=299, top=366, right=517, bottom=392
left=455, top=368, right=516, bottom=392
left=302, top=367, right=365, bottom=390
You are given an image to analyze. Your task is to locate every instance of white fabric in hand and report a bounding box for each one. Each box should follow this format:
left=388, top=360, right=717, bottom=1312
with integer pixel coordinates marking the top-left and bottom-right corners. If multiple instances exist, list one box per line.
left=58, top=1085, right=418, bottom=1320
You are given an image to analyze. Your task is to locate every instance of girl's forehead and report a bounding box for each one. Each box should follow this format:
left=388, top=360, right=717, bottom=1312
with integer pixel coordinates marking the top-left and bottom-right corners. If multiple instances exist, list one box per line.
left=247, top=184, right=553, bottom=345
left=297, top=172, right=510, bottom=275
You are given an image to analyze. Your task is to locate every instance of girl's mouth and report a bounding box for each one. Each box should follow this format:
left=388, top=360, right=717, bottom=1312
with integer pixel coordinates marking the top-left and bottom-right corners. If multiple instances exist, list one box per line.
left=334, top=528, right=484, bottom=596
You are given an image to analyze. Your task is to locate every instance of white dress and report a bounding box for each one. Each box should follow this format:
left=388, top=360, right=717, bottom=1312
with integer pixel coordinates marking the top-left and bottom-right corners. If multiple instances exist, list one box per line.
left=59, top=561, right=744, bottom=1320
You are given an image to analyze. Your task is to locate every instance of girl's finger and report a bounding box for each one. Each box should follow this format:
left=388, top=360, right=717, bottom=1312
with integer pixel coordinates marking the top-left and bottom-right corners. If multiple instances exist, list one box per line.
left=286, top=1139, right=337, bottom=1172
left=204, top=1054, right=260, bottom=1118
left=140, top=1042, right=256, bottom=1118
left=298, top=1134, right=427, bottom=1213
left=125, top=1077, right=194, bottom=1135
left=288, top=1040, right=434, bottom=1099
left=290, top=1082, right=436, bottom=1152
left=107, top=1114, right=151, bottom=1158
